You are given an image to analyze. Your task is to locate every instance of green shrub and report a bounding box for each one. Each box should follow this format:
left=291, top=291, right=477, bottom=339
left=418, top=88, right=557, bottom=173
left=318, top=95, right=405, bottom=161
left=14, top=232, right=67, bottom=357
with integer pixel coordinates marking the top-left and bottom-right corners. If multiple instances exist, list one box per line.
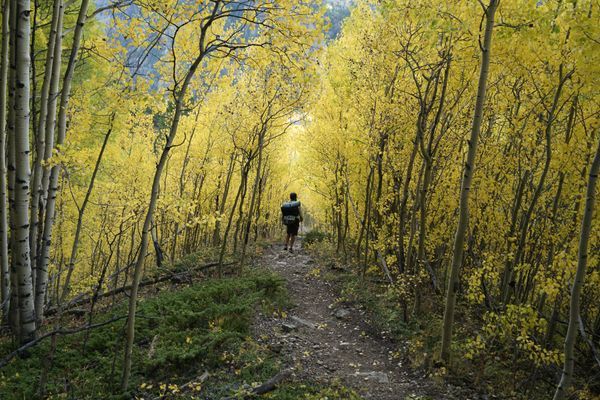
left=303, top=229, right=329, bottom=245
left=0, top=257, right=359, bottom=400
left=0, top=271, right=286, bottom=399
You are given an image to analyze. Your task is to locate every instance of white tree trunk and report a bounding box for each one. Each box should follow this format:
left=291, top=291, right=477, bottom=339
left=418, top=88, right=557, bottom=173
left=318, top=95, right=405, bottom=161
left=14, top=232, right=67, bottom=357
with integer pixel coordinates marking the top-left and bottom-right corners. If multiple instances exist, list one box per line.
left=553, top=136, right=600, bottom=400
left=0, top=0, right=11, bottom=319
left=30, top=0, right=61, bottom=296
left=6, top=0, right=19, bottom=336
left=37, top=0, right=63, bottom=223
left=11, top=0, right=35, bottom=343
left=34, top=0, right=62, bottom=321
left=36, top=0, right=87, bottom=318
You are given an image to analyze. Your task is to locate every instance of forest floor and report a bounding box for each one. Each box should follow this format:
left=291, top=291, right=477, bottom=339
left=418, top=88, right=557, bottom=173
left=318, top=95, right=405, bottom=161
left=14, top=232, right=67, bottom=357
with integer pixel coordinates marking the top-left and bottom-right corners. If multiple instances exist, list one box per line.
left=252, top=240, right=483, bottom=400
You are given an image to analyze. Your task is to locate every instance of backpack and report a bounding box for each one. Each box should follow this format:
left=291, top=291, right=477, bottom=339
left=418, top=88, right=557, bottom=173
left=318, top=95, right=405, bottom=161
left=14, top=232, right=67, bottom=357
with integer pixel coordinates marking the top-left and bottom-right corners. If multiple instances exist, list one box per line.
left=281, top=201, right=300, bottom=225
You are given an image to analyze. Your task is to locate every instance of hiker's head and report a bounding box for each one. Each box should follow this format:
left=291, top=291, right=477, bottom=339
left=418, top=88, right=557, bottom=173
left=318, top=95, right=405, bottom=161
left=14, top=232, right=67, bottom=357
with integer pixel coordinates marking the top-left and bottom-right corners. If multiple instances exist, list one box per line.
left=290, top=192, right=297, bottom=201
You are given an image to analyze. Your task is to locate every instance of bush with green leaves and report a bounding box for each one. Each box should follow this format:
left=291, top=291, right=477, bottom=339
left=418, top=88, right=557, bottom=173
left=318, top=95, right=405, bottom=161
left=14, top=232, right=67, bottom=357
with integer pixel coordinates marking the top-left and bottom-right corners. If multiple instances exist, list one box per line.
left=0, top=272, right=287, bottom=399
left=303, top=229, right=329, bottom=245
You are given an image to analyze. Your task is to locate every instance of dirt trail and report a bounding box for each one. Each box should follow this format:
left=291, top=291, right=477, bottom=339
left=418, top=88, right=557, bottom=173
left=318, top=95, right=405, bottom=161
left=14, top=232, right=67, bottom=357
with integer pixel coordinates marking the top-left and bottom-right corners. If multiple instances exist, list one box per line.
left=253, top=242, right=481, bottom=400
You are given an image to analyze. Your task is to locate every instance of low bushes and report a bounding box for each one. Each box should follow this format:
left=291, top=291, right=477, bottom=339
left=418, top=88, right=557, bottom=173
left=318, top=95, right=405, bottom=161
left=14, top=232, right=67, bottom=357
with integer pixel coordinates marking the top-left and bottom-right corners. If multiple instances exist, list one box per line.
left=0, top=272, right=287, bottom=399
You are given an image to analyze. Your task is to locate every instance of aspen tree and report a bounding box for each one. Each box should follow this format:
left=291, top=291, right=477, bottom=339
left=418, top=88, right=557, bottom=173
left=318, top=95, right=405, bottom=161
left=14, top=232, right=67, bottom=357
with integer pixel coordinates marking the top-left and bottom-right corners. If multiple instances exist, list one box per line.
left=553, top=136, right=600, bottom=399
left=36, top=0, right=63, bottom=257
left=121, top=34, right=214, bottom=394
left=34, top=0, right=63, bottom=322
left=11, top=0, right=35, bottom=343
left=37, top=0, right=88, bottom=316
left=60, top=114, right=115, bottom=302
left=0, top=0, right=10, bottom=319
left=6, top=0, right=18, bottom=336
left=439, top=0, right=499, bottom=364
left=500, top=65, right=574, bottom=305
left=29, top=0, right=61, bottom=284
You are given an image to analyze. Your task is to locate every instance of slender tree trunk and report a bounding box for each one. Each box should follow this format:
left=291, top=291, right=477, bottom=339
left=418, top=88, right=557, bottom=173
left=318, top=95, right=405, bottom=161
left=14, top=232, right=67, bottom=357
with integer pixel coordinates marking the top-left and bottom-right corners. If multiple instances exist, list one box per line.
left=213, top=153, right=236, bottom=246
left=189, top=172, right=207, bottom=250
left=123, top=223, right=136, bottom=286
left=519, top=173, right=564, bottom=304
left=173, top=109, right=202, bottom=259
left=356, top=165, right=374, bottom=260
left=553, top=136, right=600, bottom=400
left=57, top=114, right=114, bottom=306
left=361, top=168, right=374, bottom=279
left=501, top=65, right=573, bottom=304
left=240, top=131, right=265, bottom=268
left=36, top=0, right=88, bottom=316
left=121, top=48, right=207, bottom=390
left=6, top=0, right=18, bottom=335
left=499, top=169, right=528, bottom=295
left=415, top=56, right=450, bottom=308
left=30, top=0, right=60, bottom=283
left=11, top=0, right=36, bottom=343
left=150, top=220, right=163, bottom=269
left=183, top=173, right=203, bottom=253
left=398, top=137, right=419, bottom=273
left=28, top=0, right=35, bottom=145
left=414, top=159, right=431, bottom=313
left=406, top=164, right=424, bottom=275
left=440, top=0, right=499, bottom=364
left=334, top=163, right=342, bottom=252
left=218, top=164, right=248, bottom=272
left=232, top=166, right=249, bottom=253
left=0, top=0, right=11, bottom=319
left=36, top=0, right=62, bottom=268
left=253, top=162, right=268, bottom=241
left=374, top=138, right=385, bottom=229
left=343, top=177, right=349, bottom=262
left=544, top=293, right=562, bottom=347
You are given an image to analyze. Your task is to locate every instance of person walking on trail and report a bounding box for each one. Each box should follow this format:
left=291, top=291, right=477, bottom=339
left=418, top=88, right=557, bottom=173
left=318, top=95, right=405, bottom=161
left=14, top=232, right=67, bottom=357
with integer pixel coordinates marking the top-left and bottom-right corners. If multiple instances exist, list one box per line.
left=281, top=192, right=303, bottom=253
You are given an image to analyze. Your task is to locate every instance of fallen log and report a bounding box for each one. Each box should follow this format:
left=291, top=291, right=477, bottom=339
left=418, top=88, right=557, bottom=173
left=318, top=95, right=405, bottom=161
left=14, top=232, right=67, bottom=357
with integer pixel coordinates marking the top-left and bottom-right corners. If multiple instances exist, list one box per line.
left=0, top=316, right=128, bottom=369
left=45, top=261, right=237, bottom=317
left=221, top=368, right=293, bottom=399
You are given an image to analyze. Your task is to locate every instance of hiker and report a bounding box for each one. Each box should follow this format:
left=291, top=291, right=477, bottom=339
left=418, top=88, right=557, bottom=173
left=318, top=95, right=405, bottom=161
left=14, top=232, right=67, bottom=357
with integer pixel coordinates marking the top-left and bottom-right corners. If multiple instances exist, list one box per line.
left=281, top=192, right=303, bottom=253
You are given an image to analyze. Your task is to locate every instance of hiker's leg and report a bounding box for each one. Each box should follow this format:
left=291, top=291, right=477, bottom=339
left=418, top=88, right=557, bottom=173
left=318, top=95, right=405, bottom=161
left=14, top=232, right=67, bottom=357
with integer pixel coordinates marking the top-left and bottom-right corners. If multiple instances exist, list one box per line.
left=288, top=222, right=299, bottom=252
left=284, top=233, right=290, bottom=249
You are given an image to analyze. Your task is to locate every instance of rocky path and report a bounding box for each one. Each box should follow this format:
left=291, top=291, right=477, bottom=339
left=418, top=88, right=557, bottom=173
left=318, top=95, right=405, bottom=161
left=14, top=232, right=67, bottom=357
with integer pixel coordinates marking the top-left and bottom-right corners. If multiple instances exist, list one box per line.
left=253, top=242, right=479, bottom=400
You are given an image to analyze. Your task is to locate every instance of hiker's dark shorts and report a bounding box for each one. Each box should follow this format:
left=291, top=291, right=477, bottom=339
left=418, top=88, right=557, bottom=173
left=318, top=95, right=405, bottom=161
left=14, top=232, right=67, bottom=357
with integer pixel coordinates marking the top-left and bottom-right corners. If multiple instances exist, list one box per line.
left=286, top=222, right=300, bottom=236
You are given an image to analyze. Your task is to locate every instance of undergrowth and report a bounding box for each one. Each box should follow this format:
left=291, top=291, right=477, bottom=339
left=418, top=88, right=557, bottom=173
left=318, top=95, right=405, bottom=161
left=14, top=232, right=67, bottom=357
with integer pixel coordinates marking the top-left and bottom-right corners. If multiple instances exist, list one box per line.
left=303, top=241, right=579, bottom=400
left=0, top=252, right=360, bottom=400
left=0, top=272, right=286, bottom=399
